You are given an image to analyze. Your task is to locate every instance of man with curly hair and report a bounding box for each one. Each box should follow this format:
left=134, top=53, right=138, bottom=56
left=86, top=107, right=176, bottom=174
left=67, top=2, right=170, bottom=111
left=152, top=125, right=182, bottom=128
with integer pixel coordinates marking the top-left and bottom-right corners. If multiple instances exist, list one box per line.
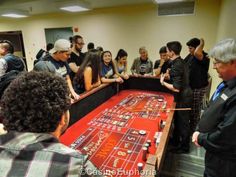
left=0, top=71, right=103, bottom=177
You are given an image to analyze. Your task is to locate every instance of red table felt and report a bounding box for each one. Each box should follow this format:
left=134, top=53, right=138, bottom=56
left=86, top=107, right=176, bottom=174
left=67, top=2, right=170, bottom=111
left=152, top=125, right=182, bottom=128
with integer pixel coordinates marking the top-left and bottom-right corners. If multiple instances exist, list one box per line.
left=60, top=89, right=174, bottom=177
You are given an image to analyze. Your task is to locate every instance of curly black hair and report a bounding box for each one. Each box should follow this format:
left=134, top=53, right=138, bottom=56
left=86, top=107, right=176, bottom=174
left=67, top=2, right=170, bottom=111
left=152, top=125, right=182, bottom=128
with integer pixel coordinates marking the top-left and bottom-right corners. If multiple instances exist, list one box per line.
left=0, top=71, right=71, bottom=132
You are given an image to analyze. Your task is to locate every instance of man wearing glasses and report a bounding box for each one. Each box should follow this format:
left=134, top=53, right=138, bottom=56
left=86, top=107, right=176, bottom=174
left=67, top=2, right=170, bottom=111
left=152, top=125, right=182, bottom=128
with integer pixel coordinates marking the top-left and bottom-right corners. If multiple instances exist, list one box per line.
left=68, top=35, right=85, bottom=80
left=192, top=38, right=236, bottom=177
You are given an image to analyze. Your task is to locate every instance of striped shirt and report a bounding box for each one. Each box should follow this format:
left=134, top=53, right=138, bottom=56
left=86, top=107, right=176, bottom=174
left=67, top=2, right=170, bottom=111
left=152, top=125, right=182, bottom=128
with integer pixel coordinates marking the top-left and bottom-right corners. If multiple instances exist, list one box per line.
left=0, top=132, right=103, bottom=177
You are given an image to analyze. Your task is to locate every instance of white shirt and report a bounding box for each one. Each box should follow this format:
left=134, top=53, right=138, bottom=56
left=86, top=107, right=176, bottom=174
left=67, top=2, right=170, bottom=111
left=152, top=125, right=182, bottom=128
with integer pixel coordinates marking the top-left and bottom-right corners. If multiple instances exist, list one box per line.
left=0, top=58, right=7, bottom=77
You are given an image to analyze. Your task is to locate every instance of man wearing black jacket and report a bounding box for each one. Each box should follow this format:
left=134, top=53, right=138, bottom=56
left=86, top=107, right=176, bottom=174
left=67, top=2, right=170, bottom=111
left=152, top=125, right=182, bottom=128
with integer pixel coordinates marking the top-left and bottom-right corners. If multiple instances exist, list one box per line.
left=160, top=41, right=192, bottom=153
left=192, top=38, right=236, bottom=177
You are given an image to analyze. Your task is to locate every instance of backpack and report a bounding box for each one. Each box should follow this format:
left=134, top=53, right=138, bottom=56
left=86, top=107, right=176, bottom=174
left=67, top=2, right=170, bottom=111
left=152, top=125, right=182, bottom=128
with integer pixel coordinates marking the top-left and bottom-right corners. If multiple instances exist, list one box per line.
left=0, top=70, right=21, bottom=99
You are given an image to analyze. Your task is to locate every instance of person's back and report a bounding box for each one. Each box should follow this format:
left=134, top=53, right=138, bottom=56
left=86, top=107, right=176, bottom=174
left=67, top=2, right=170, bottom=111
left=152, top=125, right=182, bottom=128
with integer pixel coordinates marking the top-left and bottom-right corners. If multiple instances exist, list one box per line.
left=0, top=71, right=102, bottom=177
left=0, top=70, right=21, bottom=99
left=4, top=53, right=25, bottom=72
left=0, top=131, right=99, bottom=177
left=0, top=40, right=25, bottom=74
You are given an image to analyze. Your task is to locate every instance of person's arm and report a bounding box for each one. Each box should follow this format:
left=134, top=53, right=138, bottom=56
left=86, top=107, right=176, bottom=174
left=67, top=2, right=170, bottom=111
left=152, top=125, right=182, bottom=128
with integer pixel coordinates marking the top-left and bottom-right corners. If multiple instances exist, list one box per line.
left=69, top=62, right=79, bottom=73
left=84, top=67, right=101, bottom=91
left=112, top=60, right=120, bottom=75
left=160, top=61, right=184, bottom=92
left=154, top=59, right=165, bottom=77
left=194, top=38, right=204, bottom=61
left=84, top=159, right=104, bottom=177
left=144, top=60, right=154, bottom=76
left=0, top=59, right=7, bottom=77
left=93, top=76, right=101, bottom=88
left=101, top=76, right=123, bottom=84
left=66, top=75, right=80, bottom=100
left=130, top=59, right=137, bottom=75
left=160, top=73, right=180, bottom=92
left=193, top=100, right=236, bottom=152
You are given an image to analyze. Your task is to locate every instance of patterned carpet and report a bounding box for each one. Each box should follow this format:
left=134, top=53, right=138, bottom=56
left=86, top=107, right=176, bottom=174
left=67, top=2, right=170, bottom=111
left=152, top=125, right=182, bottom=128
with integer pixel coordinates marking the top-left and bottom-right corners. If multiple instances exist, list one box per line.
left=160, top=143, right=205, bottom=177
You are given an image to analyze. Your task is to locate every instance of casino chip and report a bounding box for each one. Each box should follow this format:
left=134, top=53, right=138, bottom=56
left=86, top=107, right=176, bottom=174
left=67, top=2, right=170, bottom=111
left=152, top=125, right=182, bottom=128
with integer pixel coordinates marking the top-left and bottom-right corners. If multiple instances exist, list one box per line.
left=127, top=150, right=132, bottom=154
left=139, top=130, right=146, bottom=135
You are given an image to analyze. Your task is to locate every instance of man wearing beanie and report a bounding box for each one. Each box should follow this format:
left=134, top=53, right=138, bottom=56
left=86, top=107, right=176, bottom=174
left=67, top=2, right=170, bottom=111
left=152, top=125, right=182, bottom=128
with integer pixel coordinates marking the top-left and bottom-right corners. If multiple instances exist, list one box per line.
left=185, top=38, right=210, bottom=133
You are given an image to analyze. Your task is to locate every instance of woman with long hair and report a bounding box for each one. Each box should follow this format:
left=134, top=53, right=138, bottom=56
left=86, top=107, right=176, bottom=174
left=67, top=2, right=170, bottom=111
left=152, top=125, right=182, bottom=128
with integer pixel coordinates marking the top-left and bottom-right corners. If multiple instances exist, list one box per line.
left=100, top=51, right=123, bottom=84
left=114, top=49, right=129, bottom=80
left=74, top=50, right=101, bottom=94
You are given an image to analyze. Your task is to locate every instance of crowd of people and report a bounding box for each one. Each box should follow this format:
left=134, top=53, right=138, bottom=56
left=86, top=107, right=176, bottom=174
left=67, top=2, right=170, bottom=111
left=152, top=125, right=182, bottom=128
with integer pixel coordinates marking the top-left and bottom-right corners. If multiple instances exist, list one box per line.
left=0, top=36, right=236, bottom=177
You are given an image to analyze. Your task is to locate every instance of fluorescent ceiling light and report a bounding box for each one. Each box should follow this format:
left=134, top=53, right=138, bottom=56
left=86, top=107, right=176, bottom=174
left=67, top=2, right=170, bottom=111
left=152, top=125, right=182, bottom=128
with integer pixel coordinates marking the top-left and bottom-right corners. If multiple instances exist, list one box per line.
left=154, top=0, right=191, bottom=4
left=60, top=5, right=90, bottom=12
left=1, top=13, right=28, bottom=18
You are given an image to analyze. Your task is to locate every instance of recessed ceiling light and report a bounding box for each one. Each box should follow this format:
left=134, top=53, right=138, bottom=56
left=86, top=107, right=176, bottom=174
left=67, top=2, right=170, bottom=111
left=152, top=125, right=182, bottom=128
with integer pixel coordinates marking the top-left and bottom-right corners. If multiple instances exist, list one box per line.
left=60, top=5, right=90, bottom=12
left=154, top=0, right=191, bottom=4
left=1, top=13, right=28, bottom=18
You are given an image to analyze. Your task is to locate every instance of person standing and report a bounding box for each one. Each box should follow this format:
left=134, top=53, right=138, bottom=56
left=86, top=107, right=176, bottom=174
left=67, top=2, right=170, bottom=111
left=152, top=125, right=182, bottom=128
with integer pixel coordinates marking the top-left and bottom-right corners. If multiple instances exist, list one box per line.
left=68, top=35, right=85, bottom=80
left=192, top=38, right=236, bottom=177
left=38, top=39, right=80, bottom=101
left=160, top=41, right=192, bottom=153
left=185, top=38, right=210, bottom=132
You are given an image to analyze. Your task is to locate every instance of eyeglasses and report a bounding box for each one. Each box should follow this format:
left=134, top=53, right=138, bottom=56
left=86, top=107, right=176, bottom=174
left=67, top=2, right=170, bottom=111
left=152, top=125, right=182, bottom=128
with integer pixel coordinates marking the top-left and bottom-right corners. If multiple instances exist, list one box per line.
left=213, top=60, right=221, bottom=65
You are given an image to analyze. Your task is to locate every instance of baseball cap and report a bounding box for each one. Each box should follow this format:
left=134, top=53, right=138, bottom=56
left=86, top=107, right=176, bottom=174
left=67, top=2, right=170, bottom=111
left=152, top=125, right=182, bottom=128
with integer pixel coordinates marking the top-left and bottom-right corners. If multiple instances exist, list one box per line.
left=49, top=39, right=71, bottom=54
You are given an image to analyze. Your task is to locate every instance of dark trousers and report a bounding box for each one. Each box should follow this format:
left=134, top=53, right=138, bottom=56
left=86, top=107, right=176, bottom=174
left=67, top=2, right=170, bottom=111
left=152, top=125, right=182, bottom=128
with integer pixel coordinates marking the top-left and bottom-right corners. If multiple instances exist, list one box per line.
left=204, top=151, right=236, bottom=177
left=172, top=102, right=191, bottom=150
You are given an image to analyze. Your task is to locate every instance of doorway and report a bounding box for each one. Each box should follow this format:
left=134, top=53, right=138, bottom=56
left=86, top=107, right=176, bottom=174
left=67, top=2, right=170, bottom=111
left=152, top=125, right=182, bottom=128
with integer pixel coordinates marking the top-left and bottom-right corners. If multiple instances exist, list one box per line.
left=0, top=31, right=27, bottom=70
left=44, top=27, right=73, bottom=44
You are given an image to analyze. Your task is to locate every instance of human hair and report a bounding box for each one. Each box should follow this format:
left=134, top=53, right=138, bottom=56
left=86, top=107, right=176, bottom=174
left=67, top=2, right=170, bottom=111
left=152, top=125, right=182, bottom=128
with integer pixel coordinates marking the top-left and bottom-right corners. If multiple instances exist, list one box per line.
left=139, top=46, right=147, bottom=53
left=96, top=46, right=103, bottom=52
left=101, top=50, right=112, bottom=62
left=209, top=38, right=236, bottom=63
left=46, top=43, right=54, bottom=51
left=0, top=40, right=14, bottom=53
left=0, top=71, right=71, bottom=132
left=74, top=50, right=101, bottom=84
left=166, top=41, right=182, bottom=55
left=159, top=46, right=167, bottom=54
left=186, top=38, right=200, bottom=48
left=72, top=35, right=83, bottom=44
left=115, top=49, right=128, bottom=61
left=87, top=42, right=95, bottom=50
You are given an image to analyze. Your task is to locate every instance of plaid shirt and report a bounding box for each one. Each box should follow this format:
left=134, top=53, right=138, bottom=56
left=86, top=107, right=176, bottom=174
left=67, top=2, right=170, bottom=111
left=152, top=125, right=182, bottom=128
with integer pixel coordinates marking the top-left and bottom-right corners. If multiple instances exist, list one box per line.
left=0, top=132, right=103, bottom=177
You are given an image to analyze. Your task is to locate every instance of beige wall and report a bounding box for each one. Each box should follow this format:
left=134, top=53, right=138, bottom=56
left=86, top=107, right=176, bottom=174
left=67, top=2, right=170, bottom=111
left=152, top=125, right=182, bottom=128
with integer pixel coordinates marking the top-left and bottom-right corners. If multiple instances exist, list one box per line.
left=0, top=0, right=221, bottom=73
left=209, top=0, right=236, bottom=95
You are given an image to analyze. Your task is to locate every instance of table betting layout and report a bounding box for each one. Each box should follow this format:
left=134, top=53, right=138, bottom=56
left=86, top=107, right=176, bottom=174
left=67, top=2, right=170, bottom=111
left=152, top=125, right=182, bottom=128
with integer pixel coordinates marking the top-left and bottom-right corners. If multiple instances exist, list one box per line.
left=60, top=89, right=175, bottom=177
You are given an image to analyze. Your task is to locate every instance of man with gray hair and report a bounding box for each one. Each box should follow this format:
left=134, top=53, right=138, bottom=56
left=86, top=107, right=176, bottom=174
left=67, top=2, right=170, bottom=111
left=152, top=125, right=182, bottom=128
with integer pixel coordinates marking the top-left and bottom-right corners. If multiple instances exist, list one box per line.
left=192, top=38, right=236, bottom=177
left=131, top=47, right=153, bottom=76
